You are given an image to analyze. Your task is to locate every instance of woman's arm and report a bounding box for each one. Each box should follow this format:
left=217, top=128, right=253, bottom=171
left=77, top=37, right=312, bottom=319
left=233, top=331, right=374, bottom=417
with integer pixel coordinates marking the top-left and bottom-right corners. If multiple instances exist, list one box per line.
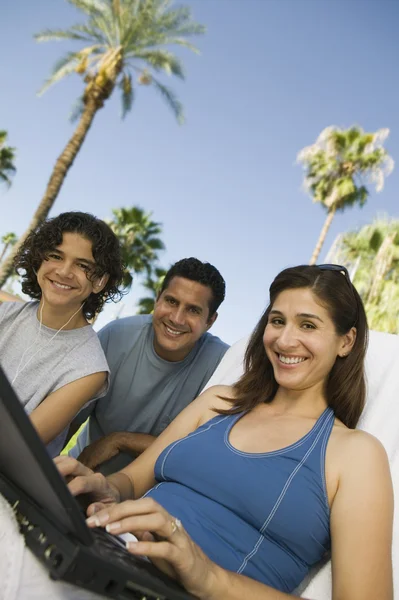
left=56, top=385, right=232, bottom=505
left=30, top=372, right=106, bottom=445
left=329, top=431, right=394, bottom=600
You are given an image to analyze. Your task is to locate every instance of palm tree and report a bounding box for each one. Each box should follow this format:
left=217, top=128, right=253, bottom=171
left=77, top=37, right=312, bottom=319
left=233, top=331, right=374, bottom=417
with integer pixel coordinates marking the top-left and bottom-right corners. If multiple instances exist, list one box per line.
left=106, top=206, right=165, bottom=288
left=136, top=266, right=167, bottom=313
left=0, top=0, right=204, bottom=288
left=297, top=126, right=394, bottom=264
left=0, top=232, right=18, bottom=264
left=328, top=216, right=399, bottom=333
left=0, top=131, right=16, bottom=187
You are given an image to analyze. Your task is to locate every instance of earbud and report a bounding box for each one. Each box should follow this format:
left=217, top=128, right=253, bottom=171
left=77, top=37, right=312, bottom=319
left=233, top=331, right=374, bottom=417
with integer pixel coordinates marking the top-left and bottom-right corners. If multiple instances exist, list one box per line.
left=96, top=275, right=106, bottom=289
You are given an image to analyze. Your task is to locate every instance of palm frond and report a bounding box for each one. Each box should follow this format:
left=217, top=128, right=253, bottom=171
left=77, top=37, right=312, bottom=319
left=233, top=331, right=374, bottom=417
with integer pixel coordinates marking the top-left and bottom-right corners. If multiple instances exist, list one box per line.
left=67, top=0, right=111, bottom=18
left=133, top=49, right=184, bottom=78
left=69, top=95, right=85, bottom=122
left=68, top=23, right=109, bottom=45
left=35, top=28, right=93, bottom=43
left=119, top=73, right=134, bottom=118
left=150, top=76, right=184, bottom=123
left=158, top=37, right=200, bottom=53
left=37, top=52, right=83, bottom=95
left=67, top=0, right=116, bottom=46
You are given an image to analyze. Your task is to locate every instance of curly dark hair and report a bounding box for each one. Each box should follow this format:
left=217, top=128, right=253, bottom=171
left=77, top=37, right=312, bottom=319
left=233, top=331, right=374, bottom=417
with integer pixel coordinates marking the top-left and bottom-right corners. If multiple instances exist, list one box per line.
left=14, top=211, right=125, bottom=320
left=160, top=257, right=226, bottom=318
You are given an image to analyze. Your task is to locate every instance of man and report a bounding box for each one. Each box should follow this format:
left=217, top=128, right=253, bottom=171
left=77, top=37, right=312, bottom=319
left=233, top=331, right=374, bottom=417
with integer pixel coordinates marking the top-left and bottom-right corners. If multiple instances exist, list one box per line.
left=69, top=257, right=228, bottom=474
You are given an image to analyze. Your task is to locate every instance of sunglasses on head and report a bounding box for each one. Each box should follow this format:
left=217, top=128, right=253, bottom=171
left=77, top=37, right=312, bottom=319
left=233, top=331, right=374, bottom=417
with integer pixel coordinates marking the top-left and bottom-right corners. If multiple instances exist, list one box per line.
left=316, top=263, right=358, bottom=326
left=317, top=263, right=351, bottom=283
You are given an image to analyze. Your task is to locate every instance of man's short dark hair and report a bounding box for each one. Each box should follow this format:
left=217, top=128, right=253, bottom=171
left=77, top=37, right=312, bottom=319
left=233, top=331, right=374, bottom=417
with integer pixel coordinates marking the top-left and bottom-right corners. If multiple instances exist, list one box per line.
left=14, top=211, right=125, bottom=320
left=160, top=257, right=225, bottom=319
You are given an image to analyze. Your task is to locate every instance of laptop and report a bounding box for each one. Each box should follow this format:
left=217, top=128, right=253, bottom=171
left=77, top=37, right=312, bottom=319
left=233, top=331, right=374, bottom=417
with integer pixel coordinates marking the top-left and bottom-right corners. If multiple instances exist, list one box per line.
left=0, top=365, right=195, bottom=600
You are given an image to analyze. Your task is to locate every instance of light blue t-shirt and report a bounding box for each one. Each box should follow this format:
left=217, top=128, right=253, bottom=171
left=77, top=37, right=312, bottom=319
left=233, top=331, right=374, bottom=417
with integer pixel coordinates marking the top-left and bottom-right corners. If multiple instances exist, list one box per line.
left=71, top=315, right=228, bottom=472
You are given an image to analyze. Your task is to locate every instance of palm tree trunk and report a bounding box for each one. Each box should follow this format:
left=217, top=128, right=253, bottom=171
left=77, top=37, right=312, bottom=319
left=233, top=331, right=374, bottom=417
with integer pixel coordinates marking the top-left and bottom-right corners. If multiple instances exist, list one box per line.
left=0, top=97, right=101, bottom=288
left=0, top=243, right=10, bottom=264
left=309, top=206, right=337, bottom=265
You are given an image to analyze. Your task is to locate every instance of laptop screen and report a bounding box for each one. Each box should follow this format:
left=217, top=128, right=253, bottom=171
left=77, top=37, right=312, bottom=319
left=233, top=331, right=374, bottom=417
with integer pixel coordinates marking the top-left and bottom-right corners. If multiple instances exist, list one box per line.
left=0, top=365, right=92, bottom=544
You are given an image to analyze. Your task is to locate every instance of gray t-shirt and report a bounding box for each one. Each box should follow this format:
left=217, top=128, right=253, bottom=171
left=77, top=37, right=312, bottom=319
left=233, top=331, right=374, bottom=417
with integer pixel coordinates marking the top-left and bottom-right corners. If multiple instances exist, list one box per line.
left=0, top=301, right=110, bottom=456
left=71, top=315, right=229, bottom=472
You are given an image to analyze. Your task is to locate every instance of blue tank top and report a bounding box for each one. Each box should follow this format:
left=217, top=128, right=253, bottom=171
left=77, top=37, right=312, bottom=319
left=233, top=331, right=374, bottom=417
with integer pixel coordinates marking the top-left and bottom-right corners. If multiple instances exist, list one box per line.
left=146, top=407, right=335, bottom=593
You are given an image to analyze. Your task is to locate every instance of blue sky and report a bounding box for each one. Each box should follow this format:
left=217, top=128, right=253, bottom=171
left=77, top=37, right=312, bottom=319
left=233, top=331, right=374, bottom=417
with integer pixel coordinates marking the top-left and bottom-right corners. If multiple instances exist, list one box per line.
left=1, top=0, right=399, bottom=344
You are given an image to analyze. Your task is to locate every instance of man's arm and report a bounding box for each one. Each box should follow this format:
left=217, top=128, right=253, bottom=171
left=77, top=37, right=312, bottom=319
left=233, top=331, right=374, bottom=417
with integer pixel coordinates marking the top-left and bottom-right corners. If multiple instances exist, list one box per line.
left=77, top=431, right=156, bottom=470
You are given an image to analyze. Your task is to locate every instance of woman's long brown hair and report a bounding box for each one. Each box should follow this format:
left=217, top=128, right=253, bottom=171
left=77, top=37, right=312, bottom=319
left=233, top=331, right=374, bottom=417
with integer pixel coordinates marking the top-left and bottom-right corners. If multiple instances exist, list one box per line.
left=217, top=265, right=368, bottom=429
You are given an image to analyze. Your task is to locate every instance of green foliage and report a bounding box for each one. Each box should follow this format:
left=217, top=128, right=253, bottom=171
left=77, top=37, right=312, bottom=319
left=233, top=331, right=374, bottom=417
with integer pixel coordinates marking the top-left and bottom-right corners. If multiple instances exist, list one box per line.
left=136, top=266, right=167, bottom=314
left=35, top=0, right=205, bottom=122
left=329, top=216, right=399, bottom=334
left=0, top=232, right=18, bottom=264
left=297, top=126, right=394, bottom=213
left=297, top=125, right=394, bottom=264
left=106, top=206, right=165, bottom=289
left=0, top=131, right=16, bottom=187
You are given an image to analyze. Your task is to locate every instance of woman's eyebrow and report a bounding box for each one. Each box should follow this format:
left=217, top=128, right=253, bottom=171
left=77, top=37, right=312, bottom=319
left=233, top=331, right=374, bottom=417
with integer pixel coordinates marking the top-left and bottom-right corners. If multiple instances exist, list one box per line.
left=269, top=309, right=324, bottom=322
left=297, top=312, right=323, bottom=322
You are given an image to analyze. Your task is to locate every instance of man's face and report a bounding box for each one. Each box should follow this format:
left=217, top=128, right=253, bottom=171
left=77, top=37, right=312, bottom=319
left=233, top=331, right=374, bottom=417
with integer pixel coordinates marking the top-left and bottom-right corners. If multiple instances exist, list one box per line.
left=152, top=276, right=217, bottom=362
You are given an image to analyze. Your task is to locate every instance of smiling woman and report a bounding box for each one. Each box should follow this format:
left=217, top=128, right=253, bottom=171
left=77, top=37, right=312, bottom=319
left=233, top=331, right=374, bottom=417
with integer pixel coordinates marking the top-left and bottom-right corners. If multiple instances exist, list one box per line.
left=0, top=212, right=125, bottom=457
left=52, top=264, right=393, bottom=600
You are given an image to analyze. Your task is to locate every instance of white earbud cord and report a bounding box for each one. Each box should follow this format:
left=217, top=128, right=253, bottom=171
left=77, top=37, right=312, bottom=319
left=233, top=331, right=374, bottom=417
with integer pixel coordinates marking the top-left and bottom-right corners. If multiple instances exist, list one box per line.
left=12, top=300, right=84, bottom=385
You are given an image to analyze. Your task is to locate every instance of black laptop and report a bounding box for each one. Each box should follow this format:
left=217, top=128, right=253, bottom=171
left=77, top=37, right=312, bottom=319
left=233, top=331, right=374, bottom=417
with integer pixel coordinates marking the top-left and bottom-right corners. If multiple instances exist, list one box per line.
left=0, top=365, right=195, bottom=600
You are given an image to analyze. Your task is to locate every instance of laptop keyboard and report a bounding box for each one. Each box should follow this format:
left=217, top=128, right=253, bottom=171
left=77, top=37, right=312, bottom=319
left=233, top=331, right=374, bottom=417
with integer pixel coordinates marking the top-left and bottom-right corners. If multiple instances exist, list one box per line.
left=92, top=527, right=158, bottom=574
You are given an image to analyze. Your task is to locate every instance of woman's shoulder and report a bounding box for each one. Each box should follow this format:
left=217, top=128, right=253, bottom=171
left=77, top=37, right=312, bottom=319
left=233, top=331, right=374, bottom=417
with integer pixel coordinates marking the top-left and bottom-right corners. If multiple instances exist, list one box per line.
left=194, top=385, right=236, bottom=425
left=331, top=423, right=389, bottom=469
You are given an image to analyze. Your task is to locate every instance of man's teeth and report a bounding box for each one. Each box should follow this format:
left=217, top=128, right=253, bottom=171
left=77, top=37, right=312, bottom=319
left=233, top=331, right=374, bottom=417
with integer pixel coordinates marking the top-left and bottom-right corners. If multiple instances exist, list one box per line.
left=165, top=326, right=184, bottom=336
left=52, top=281, right=73, bottom=290
left=279, top=355, right=306, bottom=365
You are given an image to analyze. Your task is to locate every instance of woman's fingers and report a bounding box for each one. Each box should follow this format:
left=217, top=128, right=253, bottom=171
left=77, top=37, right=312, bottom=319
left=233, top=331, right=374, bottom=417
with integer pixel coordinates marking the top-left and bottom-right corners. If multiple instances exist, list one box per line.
left=54, top=455, right=94, bottom=479
left=86, top=498, right=163, bottom=527
left=126, top=540, right=179, bottom=579
left=86, top=502, right=108, bottom=517
left=86, top=499, right=180, bottom=539
left=84, top=496, right=216, bottom=597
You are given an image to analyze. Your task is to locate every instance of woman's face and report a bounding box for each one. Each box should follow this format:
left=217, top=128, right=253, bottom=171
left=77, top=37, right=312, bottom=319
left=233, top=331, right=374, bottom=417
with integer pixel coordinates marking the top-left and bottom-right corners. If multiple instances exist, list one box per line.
left=263, top=287, right=354, bottom=395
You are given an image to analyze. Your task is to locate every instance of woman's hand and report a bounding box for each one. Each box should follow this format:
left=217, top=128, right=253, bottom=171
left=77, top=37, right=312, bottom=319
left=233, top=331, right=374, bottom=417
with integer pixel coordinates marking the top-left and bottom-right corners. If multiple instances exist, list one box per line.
left=54, top=455, right=120, bottom=514
left=85, top=497, right=219, bottom=598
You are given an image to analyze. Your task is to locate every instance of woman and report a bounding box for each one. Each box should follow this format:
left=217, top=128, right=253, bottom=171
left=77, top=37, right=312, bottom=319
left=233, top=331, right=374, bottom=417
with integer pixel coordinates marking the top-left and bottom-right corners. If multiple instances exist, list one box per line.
left=58, top=264, right=394, bottom=599
left=0, top=211, right=124, bottom=457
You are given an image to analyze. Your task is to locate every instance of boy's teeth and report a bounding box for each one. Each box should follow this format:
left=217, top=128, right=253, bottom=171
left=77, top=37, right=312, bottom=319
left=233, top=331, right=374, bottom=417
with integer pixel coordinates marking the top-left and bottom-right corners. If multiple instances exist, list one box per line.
left=279, top=355, right=306, bottom=365
left=53, top=281, right=72, bottom=289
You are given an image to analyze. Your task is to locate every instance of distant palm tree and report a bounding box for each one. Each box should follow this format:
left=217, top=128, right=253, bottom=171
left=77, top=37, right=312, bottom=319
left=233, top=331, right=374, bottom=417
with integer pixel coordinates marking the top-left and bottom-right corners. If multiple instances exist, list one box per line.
left=0, top=232, right=18, bottom=264
left=136, top=266, right=167, bottom=314
left=328, top=216, right=399, bottom=334
left=297, top=126, right=394, bottom=264
left=107, top=206, right=165, bottom=288
left=0, top=0, right=204, bottom=288
left=0, top=131, right=16, bottom=187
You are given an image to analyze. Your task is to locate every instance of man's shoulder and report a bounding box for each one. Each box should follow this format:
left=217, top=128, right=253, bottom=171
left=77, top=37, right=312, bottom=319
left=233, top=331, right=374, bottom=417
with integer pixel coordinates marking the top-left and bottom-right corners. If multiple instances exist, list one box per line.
left=201, top=331, right=229, bottom=352
left=99, top=314, right=152, bottom=337
left=193, top=331, right=229, bottom=365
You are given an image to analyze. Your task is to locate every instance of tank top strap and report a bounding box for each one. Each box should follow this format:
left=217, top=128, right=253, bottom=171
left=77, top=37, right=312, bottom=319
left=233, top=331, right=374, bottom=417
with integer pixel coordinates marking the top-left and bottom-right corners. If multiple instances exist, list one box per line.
left=292, top=406, right=335, bottom=456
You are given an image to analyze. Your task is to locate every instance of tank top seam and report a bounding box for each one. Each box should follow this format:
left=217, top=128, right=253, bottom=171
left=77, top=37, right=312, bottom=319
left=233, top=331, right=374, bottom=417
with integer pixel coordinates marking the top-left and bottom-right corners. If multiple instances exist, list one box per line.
left=320, top=410, right=335, bottom=517
left=225, top=407, right=333, bottom=458
left=159, top=415, right=230, bottom=480
left=142, top=481, right=164, bottom=498
left=236, top=413, right=333, bottom=575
